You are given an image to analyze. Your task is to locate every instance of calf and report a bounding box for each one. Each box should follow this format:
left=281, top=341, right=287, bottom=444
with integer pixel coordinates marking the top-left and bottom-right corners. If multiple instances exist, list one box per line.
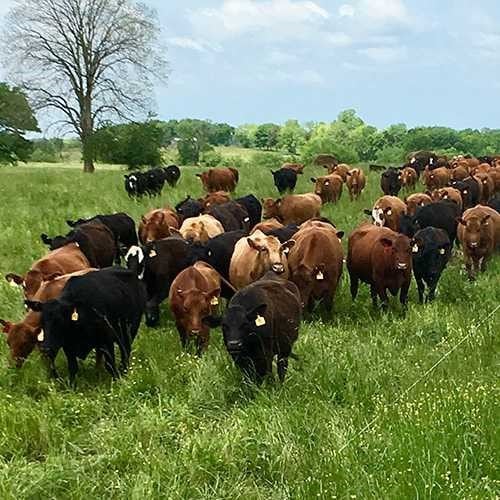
left=197, top=167, right=239, bottom=192
left=169, top=262, right=221, bottom=354
left=404, top=193, right=433, bottom=216
left=423, top=166, right=451, bottom=191
left=126, top=238, right=194, bottom=326
left=450, top=178, right=481, bottom=210
left=411, top=227, right=452, bottom=303
left=347, top=225, right=412, bottom=309
left=457, top=205, right=500, bottom=280
left=229, top=230, right=295, bottom=289
left=262, top=194, right=322, bottom=225
left=211, top=278, right=301, bottom=382
left=138, top=208, right=180, bottom=244
left=429, top=187, right=463, bottom=211
left=179, top=214, right=224, bottom=243
left=288, top=222, right=344, bottom=313
left=311, top=174, right=343, bottom=204
left=200, top=191, right=231, bottom=209
left=399, top=167, right=418, bottom=190
left=365, top=196, right=407, bottom=232
left=175, top=196, right=203, bottom=221
left=272, top=168, right=297, bottom=194
left=346, top=168, right=366, bottom=200
left=27, top=267, right=146, bottom=384
left=235, top=195, right=262, bottom=228
left=380, top=168, right=402, bottom=196
left=6, top=243, right=91, bottom=300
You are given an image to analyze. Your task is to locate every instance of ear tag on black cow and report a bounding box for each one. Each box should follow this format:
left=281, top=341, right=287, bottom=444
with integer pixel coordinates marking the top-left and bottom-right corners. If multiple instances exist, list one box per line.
left=210, top=297, right=219, bottom=306
left=149, top=249, right=157, bottom=258
left=316, top=271, right=324, bottom=280
left=37, top=329, right=44, bottom=342
left=255, top=315, right=266, bottom=327
left=71, top=309, right=79, bottom=322
left=412, top=244, right=419, bottom=253
left=439, top=248, right=446, bottom=255
left=244, top=217, right=250, bottom=223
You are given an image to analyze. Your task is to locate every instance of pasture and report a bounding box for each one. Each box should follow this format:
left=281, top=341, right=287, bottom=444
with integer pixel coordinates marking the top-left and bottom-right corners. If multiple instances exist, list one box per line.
left=0, top=161, right=498, bottom=499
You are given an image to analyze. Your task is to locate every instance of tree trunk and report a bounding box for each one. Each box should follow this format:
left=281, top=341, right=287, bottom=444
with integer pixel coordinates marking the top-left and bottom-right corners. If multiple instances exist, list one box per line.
left=82, top=136, right=95, bottom=173
left=81, top=96, right=94, bottom=173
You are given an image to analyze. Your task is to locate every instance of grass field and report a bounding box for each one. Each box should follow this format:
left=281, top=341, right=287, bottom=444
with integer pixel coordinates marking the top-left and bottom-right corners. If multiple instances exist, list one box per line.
left=0, top=161, right=498, bottom=499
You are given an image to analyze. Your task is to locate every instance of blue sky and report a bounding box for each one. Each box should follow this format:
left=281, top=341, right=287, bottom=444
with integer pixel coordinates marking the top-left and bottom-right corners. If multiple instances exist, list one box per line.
left=2, top=0, right=500, bottom=129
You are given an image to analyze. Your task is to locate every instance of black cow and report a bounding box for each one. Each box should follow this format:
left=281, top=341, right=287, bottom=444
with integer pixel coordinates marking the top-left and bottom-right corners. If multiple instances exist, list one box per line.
left=146, top=168, right=166, bottom=196
left=163, top=165, right=181, bottom=186
left=66, top=213, right=138, bottom=256
left=235, top=195, right=262, bottom=229
left=26, top=267, right=146, bottom=384
left=267, top=224, right=300, bottom=243
left=272, top=168, right=297, bottom=194
left=399, top=200, right=461, bottom=245
left=487, top=195, right=500, bottom=213
left=411, top=227, right=452, bottom=303
left=450, top=178, right=481, bottom=210
left=125, top=238, right=194, bottom=326
left=175, top=196, right=204, bottom=221
left=408, top=151, right=438, bottom=175
left=205, top=277, right=302, bottom=383
left=41, top=222, right=118, bottom=268
left=380, top=168, right=402, bottom=196
left=124, top=172, right=148, bottom=197
left=206, top=201, right=250, bottom=232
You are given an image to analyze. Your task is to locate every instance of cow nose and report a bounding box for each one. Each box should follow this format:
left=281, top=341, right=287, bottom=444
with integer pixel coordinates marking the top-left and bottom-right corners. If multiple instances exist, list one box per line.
left=227, top=340, right=243, bottom=350
left=397, top=262, right=408, bottom=270
left=470, top=242, right=478, bottom=248
left=272, top=263, right=285, bottom=274
left=191, top=329, right=201, bottom=335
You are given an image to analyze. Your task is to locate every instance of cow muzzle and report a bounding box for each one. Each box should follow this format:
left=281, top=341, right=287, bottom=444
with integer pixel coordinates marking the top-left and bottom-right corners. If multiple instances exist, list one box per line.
left=469, top=242, right=478, bottom=248
left=272, top=263, right=285, bottom=274
left=396, top=262, right=408, bottom=270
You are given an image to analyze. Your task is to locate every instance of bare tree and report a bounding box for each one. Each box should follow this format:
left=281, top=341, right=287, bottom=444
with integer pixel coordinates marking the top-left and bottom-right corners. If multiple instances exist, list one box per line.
left=2, top=0, right=167, bottom=172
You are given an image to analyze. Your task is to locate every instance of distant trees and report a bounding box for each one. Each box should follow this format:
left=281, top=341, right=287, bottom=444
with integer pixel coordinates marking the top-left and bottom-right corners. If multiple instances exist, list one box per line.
left=278, top=120, right=306, bottom=154
left=0, top=82, right=39, bottom=165
left=255, top=123, right=280, bottom=150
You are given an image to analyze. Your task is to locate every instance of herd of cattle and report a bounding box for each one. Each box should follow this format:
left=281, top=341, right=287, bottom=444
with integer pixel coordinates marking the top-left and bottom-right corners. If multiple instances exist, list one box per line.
left=1, top=151, right=499, bottom=385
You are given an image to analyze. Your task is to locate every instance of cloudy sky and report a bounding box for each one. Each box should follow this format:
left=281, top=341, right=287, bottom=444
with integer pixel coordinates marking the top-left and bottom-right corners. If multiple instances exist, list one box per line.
left=2, top=0, right=500, bottom=129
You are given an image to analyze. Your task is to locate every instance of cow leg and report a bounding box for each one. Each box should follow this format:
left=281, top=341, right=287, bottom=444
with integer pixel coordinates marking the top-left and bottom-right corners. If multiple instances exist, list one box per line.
left=101, top=345, right=119, bottom=379
left=400, top=282, right=410, bottom=308
left=415, top=277, right=425, bottom=304
left=377, top=286, right=389, bottom=310
left=465, top=255, right=475, bottom=281
left=350, top=275, right=359, bottom=300
left=176, top=324, right=188, bottom=349
left=427, top=284, right=437, bottom=302
left=64, top=350, right=79, bottom=387
left=277, top=357, right=288, bottom=382
left=480, top=255, right=490, bottom=273
left=95, top=350, right=104, bottom=370
left=370, top=285, right=378, bottom=308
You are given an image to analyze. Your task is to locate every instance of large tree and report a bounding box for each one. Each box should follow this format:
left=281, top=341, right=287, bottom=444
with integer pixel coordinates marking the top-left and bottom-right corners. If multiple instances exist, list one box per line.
left=2, top=0, right=167, bottom=172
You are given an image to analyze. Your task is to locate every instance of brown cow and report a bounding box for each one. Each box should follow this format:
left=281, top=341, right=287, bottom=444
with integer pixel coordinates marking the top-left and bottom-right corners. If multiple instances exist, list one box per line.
left=251, top=218, right=283, bottom=234
left=367, top=196, right=407, bottom=232
left=429, top=187, right=463, bottom=210
left=229, top=230, right=295, bottom=289
left=451, top=165, right=469, bottom=181
left=262, top=194, right=322, bottom=225
left=282, top=163, right=305, bottom=174
left=199, top=191, right=231, bottom=209
left=326, top=163, right=350, bottom=181
left=5, top=243, right=91, bottom=300
left=288, top=222, right=344, bottom=313
left=471, top=163, right=492, bottom=175
left=457, top=205, right=500, bottom=280
left=399, top=166, right=418, bottom=190
left=404, top=193, right=433, bottom=216
left=423, top=166, right=451, bottom=191
left=347, top=224, right=412, bottom=309
left=346, top=168, right=366, bottom=200
left=314, top=154, right=338, bottom=167
left=0, top=269, right=95, bottom=367
left=196, top=168, right=239, bottom=192
left=179, top=214, right=224, bottom=243
left=474, top=173, right=495, bottom=203
left=169, top=262, right=221, bottom=353
left=488, top=169, right=500, bottom=193
left=310, top=174, right=343, bottom=203
left=139, top=208, right=180, bottom=244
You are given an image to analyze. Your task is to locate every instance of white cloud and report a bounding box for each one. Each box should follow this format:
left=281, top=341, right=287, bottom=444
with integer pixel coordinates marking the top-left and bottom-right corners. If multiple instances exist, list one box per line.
left=341, top=0, right=410, bottom=25
left=338, top=4, right=355, bottom=18
left=168, top=37, right=208, bottom=52
left=259, top=68, right=325, bottom=86
left=189, top=0, right=329, bottom=40
left=358, top=45, right=408, bottom=63
left=325, top=32, right=353, bottom=47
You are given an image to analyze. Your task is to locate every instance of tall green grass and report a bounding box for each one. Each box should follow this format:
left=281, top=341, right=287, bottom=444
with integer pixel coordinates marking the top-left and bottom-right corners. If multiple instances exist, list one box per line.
left=0, top=162, right=498, bottom=499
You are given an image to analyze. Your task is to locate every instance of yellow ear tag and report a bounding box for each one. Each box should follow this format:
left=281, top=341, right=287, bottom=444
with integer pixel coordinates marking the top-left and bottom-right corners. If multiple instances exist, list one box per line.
left=439, top=248, right=446, bottom=255
left=37, top=329, right=44, bottom=342
left=210, top=297, right=219, bottom=306
left=412, top=244, right=419, bottom=253
left=71, top=309, right=79, bottom=321
left=149, top=249, right=157, bottom=257
left=255, top=315, right=266, bottom=327
left=316, top=271, right=324, bottom=280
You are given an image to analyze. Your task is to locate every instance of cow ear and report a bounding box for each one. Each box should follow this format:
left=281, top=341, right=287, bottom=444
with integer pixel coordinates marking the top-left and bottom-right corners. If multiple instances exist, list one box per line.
left=336, top=231, right=345, bottom=239
left=203, top=316, right=222, bottom=328
left=25, top=300, right=43, bottom=312
left=66, top=220, right=75, bottom=227
left=456, top=217, right=466, bottom=226
left=310, top=177, right=317, bottom=183
left=481, top=214, right=491, bottom=224
left=40, top=233, right=52, bottom=245
left=206, top=287, right=221, bottom=302
left=281, top=239, right=295, bottom=253
left=380, top=238, right=393, bottom=248
left=169, top=227, right=182, bottom=237
left=363, top=209, right=372, bottom=216
left=346, top=171, right=352, bottom=176
left=247, top=238, right=260, bottom=251
left=0, top=319, right=13, bottom=334
left=141, top=216, right=147, bottom=224
left=248, top=303, right=267, bottom=321
left=425, top=190, right=432, bottom=196
left=5, top=273, right=24, bottom=286
left=195, top=173, right=202, bottom=178
left=44, top=272, right=63, bottom=282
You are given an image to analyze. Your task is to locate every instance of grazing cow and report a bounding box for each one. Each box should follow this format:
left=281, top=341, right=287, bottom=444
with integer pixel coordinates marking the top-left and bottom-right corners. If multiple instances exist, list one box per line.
left=429, top=187, right=463, bottom=210
left=474, top=173, right=495, bottom=203
left=311, top=174, right=343, bottom=204
left=175, top=196, right=203, bottom=221
left=169, top=262, right=222, bottom=354
left=423, top=166, right=451, bottom=191
left=347, top=225, right=412, bottom=309
left=197, top=167, right=239, bottom=192
left=404, top=193, right=433, bottom=216
left=66, top=213, right=137, bottom=256
left=125, top=239, right=194, bottom=326
left=209, top=277, right=301, bottom=382
left=380, top=168, right=402, bottom=196
left=138, top=208, right=180, bottom=244
left=272, top=168, right=298, bottom=194
left=206, top=201, right=250, bottom=232
left=457, top=205, right=500, bottom=280
left=411, top=227, right=452, bottom=303
left=179, top=214, right=224, bottom=243
left=327, top=163, right=350, bottom=181
left=399, top=200, right=461, bottom=245
left=366, top=196, right=407, bottom=232
left=6, top=243, right=91, bottom=300
left=235, top=195, right=262, bottom=229
left=399, top=167, right=418, bottom=190
left=41, top=222, right=118, bottom=268
left=346, top=168, right=366, bottom=200
left=0, top=270, right=94, bottom=367
left=200, top=191, right=232, bottom=209
left=282, top=163, right=305, bottom=174
left=27, top=267, right=146, bottom=384
left=288, top=222, right=344, bottom=313
left=229, top=230, right=295, bottom=289
left=450, top=178, right=481, bottom=210
left=262, top=194, right=322, bottom=225
left=163, top=164, right=181, bottom=187
left=451, top=165, right=469, bottom=181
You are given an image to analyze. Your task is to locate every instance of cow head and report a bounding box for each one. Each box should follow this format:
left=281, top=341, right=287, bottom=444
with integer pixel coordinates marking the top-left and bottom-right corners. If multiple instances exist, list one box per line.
left=246, top=231, right=294, bottom=276
left=140, top=211, right=171, bottom=243
left=0, top=317, right=40, bottom=368
left=181, top=220, right=209, bottom=243
left=125, top=245, right=146, bottom=280
left=411, top=228, right=451, bottom=284
left=262, top=198, right=281, bottom=220
left=457, top=215, right=491, bottom=250
left=380, top=235, right=412, bottom=272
